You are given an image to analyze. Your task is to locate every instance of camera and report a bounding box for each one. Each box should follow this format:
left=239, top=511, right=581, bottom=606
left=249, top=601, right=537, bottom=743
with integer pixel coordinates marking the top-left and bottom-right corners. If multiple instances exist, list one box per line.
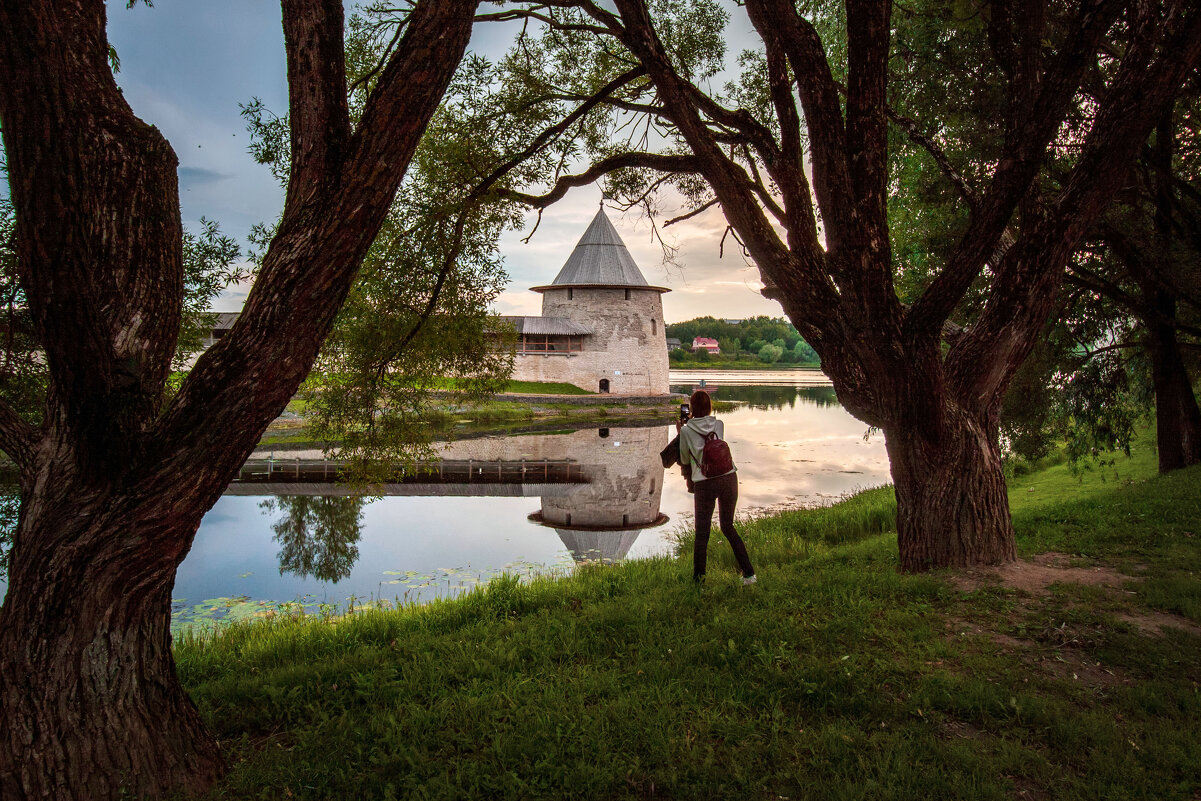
left=679, top=403, right=690, bottom=421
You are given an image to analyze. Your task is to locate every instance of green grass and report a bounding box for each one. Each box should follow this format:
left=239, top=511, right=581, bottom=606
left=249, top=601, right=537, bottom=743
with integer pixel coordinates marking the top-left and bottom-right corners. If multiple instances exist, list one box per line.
left=431, top=378, right=595, bottom=395
left=178, top=454, right=1201, bottom=800
left=499, top=379, right=595, bottom=395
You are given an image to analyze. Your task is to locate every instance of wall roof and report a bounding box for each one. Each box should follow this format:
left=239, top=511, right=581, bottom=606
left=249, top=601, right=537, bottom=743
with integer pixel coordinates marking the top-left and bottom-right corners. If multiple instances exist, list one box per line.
left=498, top=315, right=593, bottom=336
left=211, top=312, right=240, bottom=330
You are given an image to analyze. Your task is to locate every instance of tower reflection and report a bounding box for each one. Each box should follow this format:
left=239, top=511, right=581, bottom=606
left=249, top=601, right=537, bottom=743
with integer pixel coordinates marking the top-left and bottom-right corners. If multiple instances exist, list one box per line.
left=438, top=424, right=670, bottom=565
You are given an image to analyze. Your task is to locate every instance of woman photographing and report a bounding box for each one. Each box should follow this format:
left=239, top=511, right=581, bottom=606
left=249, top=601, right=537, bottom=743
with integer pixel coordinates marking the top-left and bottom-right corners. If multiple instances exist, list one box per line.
left=676, top=389, right=757, bottom=585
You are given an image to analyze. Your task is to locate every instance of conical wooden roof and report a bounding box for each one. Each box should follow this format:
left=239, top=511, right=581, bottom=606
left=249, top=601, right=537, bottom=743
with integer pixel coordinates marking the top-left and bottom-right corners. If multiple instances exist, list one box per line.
left=531, top=208, right=669, bottom=293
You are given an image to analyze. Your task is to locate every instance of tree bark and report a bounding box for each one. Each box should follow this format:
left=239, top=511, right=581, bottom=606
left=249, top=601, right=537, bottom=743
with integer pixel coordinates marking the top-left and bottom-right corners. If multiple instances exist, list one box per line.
left=0, top=0, right=479, bottom=797
left=884, top=405, right=1016, bottom=572
left=1146, top=291, right=1201, bottom=472
left=0, top=459, right=223, bottom=799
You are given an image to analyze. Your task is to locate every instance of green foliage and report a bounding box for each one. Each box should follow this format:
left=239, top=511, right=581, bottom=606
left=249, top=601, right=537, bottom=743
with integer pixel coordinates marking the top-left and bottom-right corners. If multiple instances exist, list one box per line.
left=176, top=219, right=248, bottom=370
left=1056, top=351, right=1152, bottom=468
left=756, top=343, right=783, bottom=363
left=884, top=1, right=1002, bottom=306
left=1000, top=335, right=1062, bottom=463
left=242, top=32, right=530, bottom=473
left=665, top=316, right=816, bottom=367
left=666, top=316, right=801, bottom=350
left=877, top=1, right=1198, bottom=469
left=791, top=339, right=819, bottom=364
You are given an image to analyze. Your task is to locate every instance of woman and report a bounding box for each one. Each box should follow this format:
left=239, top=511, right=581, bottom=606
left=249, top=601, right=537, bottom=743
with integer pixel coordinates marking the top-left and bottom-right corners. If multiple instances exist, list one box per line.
left=676, top=389, right=756, bottom=585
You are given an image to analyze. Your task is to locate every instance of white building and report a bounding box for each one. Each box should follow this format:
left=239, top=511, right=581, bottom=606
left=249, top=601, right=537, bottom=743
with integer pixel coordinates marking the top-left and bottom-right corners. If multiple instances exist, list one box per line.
left=503, top=208, right=671, bottom=395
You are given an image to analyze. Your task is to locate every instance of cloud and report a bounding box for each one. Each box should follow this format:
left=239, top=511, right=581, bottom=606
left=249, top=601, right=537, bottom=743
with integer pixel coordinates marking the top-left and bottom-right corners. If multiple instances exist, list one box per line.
left=494, top=291, right=541, bottom=316
left=178, top=166, right=230, bottom=187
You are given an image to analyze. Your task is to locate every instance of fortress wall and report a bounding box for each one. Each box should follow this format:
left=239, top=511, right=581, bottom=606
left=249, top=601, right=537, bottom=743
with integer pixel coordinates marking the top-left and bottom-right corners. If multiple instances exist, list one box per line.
left=508, top=351, right=588, bottom=386
left=521, top=287, right=669, bottom=395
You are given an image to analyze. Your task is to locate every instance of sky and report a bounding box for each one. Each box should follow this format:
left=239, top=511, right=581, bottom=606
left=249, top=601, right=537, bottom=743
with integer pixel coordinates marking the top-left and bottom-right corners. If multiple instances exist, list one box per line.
left=101, top=0, right=785, bottom=324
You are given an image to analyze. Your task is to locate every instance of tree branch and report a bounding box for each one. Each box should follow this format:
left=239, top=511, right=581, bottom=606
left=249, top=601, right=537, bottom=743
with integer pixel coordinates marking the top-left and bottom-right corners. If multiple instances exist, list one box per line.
left=844, top=0, right=892, bottom=262
left=614, top=0, right=840, bottom=327
left=757, top=17, right=821, bottom=258
left=664, top=198, right=718, bottom=227
left=747, top=0, right=856, bottom=252
left=885, top=106, right=979, bottom=209
left=947, top=0, right=1201, bottom=405
left=500, top=151, right=701, bottom=208
left=906, top=0, right=1130, bottom=339
left=158, top=0, right=479, bottom=485
left=468, top=66, right=647, bottom=205
left=281, top=0, right=352, bottom=208
left=475, top=9, right=610, bottom=35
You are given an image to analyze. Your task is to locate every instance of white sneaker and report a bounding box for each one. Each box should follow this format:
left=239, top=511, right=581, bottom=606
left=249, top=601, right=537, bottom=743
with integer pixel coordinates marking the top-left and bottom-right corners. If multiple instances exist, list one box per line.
left=742, top=575, right=757, bottom=586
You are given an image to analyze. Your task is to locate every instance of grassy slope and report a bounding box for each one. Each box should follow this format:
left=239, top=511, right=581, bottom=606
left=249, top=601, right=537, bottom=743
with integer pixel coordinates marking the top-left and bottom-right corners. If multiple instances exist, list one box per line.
left=179, top=444, right=1201, bottom=800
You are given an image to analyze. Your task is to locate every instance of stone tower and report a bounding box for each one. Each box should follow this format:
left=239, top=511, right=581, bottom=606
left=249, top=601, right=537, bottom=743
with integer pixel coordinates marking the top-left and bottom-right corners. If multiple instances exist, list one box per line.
left=511, top=207, right=671, bottom=394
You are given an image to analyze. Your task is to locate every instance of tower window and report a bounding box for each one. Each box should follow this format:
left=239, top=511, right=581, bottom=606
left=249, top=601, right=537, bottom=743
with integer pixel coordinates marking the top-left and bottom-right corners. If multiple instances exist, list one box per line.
left=624, top=288, right=631, bottom=300
left=651, top=319, right=656, bottom=335
left=568, top=288, right=573, bottom=300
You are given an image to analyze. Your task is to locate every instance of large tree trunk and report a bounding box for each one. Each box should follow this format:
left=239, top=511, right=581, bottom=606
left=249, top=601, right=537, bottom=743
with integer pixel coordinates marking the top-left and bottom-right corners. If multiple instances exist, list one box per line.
left=0, top=454, right=225, bottom=799
left=883, top=403, right=1015, bottom=572
left=0, top=1, right=479, bottom=797
left=1146, top=110, right=1201, bottom=473
left=1146, top=292, right=1201, bottom=472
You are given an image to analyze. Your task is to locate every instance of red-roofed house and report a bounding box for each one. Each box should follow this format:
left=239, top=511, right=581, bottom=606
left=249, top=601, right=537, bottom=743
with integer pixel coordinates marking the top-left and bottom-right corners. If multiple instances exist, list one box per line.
left=691, top=336, right=720, bottom=354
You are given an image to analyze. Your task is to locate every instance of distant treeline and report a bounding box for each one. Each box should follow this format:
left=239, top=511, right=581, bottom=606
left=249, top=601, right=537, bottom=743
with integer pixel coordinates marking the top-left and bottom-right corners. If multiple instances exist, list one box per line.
left=665, top=316, right=819, bottom=365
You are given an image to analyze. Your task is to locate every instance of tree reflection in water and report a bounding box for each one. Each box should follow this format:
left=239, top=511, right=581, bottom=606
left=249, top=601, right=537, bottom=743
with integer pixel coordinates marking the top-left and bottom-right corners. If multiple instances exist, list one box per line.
left=260, top=495, right=368, bottom=583
left=672, top=384, right=839, bottom=411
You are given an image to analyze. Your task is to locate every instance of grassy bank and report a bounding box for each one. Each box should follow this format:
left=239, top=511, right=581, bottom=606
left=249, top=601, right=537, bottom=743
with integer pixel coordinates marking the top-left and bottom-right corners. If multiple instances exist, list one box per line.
left=265, top=385, right=680, bottom=445
left=178, top=447, right=1201, bottom=800
left=436, top=378, right=595, bottom=395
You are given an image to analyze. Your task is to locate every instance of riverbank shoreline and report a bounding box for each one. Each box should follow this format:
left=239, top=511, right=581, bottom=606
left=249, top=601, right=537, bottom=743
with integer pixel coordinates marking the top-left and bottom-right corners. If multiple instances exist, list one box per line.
left=668, top=360, right=822, bottom=370
left=176, top=443, right=1201, bottom=799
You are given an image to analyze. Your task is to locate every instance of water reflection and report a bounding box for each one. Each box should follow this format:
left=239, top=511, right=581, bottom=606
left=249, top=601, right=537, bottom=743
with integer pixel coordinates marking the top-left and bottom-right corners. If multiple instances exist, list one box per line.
left=261, top=495, right=366, bottom=582
left=1, top=373, right=892, bottom=618
left=239, top=423, right=670, bottom=591
left=672, top=383, right=840, bottom=411
left=438, top=423, right=669, bottom=565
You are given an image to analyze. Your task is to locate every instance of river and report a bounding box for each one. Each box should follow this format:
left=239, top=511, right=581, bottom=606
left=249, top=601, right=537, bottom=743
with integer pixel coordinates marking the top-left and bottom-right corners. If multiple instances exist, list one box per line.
left=0, top=370, right=892, bottom=629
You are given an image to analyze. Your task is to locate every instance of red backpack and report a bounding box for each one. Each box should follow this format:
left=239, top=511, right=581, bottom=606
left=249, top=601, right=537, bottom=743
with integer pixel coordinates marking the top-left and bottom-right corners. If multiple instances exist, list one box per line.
left=700, top=430, right=735, bottom=477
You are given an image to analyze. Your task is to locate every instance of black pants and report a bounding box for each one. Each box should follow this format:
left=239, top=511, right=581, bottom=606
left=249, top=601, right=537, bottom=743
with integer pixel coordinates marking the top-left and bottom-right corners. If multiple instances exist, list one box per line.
left=693, top=472, right=754, bottom=580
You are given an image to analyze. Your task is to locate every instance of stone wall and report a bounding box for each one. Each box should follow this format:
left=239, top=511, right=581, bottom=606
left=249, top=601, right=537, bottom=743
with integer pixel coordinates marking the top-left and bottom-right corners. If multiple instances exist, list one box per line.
left=509, top=287, right=670, bottom=394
